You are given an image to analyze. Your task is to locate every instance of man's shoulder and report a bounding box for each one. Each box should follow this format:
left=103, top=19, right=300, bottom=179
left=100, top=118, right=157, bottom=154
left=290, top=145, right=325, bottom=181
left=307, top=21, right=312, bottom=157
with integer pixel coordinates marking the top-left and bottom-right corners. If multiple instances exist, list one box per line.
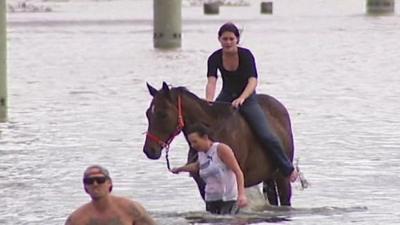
left=66, top=203, right=92, bottom=224
left=112, top=196, right=143, bottom=213
left=114, top=196, right=156, bottom=225
left=113, top=196, right=151, bottom=220
left=112, top=195, right=135, bottom=206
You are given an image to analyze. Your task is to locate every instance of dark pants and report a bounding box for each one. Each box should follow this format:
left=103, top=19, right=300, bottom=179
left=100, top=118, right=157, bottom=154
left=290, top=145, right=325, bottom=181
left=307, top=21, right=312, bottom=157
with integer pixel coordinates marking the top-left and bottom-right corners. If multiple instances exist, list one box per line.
left=206, top=200, right=239, bottom=214
left=216, top=92, right=294, bottom=176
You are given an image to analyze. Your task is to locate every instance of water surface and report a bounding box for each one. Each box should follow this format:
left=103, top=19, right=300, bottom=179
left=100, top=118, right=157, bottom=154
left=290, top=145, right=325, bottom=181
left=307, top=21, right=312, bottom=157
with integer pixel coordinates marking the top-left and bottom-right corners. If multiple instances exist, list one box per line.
left=1, top=0, right=400, bottom=224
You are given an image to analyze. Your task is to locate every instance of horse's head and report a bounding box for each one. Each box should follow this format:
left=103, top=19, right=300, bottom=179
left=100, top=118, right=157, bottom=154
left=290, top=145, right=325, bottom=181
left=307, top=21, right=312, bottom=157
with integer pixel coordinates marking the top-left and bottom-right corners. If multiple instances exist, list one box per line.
left=143, top=82, right=182, bottom=160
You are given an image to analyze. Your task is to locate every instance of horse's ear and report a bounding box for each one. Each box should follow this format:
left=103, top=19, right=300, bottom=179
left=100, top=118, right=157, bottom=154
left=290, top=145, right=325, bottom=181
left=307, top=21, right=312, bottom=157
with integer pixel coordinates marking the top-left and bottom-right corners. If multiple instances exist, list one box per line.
left=161, top=82, right=172, bottom=100
left=147, top=82, right=158, bottom=97
left=162, top=81, right=170, bottom=92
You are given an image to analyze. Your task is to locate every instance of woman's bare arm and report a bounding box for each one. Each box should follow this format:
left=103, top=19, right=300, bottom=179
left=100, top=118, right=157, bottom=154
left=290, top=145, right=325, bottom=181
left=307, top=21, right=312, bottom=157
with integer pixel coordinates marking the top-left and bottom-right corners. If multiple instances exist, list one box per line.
left=205, top=76, right=217, bottom=102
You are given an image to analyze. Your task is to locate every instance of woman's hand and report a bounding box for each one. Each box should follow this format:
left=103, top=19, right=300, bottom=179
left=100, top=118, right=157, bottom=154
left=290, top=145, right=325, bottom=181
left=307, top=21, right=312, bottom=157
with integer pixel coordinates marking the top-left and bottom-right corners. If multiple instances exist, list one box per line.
left=237, top=193, right=248, bottom=208
left=232, top=97, right=245, bottom=108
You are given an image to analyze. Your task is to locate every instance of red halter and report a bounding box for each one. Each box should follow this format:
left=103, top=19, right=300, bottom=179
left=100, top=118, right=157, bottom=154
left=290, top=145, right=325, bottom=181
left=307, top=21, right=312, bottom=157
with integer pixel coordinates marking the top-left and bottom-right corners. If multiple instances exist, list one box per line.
left=146, top=95, right=184, bottom=171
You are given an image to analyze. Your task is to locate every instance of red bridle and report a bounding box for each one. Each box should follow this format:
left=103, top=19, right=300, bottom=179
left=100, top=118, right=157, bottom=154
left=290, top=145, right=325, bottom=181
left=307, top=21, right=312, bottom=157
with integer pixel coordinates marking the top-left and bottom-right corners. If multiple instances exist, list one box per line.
left=145, top=95, right=184, bottom=171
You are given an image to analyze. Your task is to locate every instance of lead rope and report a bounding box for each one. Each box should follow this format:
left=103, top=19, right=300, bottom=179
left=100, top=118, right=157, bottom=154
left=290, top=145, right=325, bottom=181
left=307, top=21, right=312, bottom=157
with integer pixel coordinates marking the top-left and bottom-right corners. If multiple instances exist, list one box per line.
left=165, top=146, right=171, bottom=171
left=165, top=95, right=185, bottom=172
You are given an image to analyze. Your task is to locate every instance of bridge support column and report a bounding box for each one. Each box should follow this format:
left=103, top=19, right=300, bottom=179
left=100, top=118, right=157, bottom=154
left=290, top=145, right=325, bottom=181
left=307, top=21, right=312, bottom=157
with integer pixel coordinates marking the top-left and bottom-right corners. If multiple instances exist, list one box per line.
left=204, top=2, right=219, bottom=15
left=0, top=0, right=7, bottom=122
left=261, top=1, right=273, bottom=14
left=153, top=0, right=182, bottom=49
left=367, top=0, right=395, bottom=14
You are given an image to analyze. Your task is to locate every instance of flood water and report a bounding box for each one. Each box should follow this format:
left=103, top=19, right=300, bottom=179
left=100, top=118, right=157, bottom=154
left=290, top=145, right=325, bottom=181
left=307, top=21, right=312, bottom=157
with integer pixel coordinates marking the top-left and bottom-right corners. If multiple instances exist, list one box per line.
left=1, top=0, right=400, bottom=224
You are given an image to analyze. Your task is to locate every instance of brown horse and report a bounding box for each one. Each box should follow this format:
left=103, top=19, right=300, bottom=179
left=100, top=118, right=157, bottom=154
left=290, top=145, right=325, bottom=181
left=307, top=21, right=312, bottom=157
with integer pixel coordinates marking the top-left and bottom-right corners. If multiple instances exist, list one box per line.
left=143, top=82, right=295, bottom=206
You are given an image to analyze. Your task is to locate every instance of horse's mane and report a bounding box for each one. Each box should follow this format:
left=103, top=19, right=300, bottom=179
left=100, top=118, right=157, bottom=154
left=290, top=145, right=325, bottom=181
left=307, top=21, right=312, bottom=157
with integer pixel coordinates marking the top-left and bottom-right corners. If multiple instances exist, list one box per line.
left=171, top=86, right=235, bottom=118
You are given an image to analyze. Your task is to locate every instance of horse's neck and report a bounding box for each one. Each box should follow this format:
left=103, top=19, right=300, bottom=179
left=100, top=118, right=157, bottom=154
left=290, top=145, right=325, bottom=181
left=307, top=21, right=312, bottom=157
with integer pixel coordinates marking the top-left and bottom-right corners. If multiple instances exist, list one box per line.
left=182, top=97, right=216, bottom=127
left=184, top=99, right=235, bottom=133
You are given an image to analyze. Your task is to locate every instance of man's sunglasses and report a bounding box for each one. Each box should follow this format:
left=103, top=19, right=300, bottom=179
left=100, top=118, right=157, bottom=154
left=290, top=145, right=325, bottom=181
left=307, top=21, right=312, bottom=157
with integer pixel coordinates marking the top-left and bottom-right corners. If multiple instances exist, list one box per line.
left=83, top=176, right=108, bottom=185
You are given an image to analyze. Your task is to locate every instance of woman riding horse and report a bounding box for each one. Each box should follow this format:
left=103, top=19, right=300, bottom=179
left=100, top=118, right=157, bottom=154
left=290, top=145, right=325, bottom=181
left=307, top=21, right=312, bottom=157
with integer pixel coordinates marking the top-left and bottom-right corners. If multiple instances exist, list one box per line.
left=206, top=22, right=298, bottom=182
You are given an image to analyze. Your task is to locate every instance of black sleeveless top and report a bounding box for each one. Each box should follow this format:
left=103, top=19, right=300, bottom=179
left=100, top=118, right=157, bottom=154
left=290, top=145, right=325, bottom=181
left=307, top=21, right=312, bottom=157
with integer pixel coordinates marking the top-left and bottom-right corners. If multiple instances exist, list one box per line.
left=207, top=47, right=258, bottom=99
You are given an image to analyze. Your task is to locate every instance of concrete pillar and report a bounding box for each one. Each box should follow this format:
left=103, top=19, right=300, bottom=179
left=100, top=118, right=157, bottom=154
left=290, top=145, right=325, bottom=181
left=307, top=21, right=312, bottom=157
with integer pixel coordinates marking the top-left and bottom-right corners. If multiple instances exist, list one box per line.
left=204, top=2, right=219, bottom=15
left=367, top=0, right=395, bottom=14
left=0, top=0, right=7, bottom=122
left=261, top=1, right=273, bottom=14
left=153, top=0, right=182, bottom=49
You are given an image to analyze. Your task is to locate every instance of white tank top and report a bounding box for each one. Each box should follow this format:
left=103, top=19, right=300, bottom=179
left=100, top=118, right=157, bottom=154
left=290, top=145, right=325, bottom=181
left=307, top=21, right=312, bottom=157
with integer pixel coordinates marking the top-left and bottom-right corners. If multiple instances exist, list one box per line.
left=198, top=142, right=238, bottom=201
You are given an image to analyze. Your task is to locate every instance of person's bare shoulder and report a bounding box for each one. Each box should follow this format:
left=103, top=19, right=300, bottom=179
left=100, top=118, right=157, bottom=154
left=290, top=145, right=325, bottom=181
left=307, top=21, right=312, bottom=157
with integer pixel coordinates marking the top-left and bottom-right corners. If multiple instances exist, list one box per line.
left=217, top=143, right=234, bottom=153
left=114, top=196, right=156, bottom=225
left=64, top=203, right=92, bottom=225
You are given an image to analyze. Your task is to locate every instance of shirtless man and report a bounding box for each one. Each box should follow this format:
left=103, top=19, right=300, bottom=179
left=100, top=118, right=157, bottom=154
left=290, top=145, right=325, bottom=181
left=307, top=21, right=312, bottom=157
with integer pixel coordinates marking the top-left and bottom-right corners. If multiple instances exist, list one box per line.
left=65, top=165, right=156, bottom=225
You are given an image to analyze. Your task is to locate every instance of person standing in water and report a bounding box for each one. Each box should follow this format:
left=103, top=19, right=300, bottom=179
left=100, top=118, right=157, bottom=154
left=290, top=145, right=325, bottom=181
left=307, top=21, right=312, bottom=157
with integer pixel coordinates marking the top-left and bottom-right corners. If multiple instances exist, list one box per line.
left=65, top=165, right=156, bottom=225
left=171, top=123, right=248, bottom=214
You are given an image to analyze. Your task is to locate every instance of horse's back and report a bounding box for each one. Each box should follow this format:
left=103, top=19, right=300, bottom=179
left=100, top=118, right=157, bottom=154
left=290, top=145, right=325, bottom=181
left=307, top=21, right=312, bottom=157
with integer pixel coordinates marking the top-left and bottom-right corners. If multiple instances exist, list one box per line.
left=256, top=94, right=290, bottom=121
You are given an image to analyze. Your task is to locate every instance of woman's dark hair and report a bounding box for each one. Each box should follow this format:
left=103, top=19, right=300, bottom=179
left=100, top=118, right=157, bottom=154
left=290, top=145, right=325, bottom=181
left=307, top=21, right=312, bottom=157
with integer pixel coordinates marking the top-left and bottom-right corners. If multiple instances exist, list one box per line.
left=218, top=22, right=240, bottom=40
left=187, top=123, right=213, bottom=139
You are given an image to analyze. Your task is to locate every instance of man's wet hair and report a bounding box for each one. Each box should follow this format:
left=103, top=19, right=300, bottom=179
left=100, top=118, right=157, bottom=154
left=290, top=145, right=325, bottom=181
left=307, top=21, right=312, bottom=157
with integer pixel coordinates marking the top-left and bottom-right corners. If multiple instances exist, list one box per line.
left=83, top=165, right=110, bottom=179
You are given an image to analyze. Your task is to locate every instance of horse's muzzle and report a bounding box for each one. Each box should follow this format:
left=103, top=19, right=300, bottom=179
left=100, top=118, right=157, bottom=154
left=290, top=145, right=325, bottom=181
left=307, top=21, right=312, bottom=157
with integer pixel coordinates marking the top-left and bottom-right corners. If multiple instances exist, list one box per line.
left=143, top=146, right=162, bottom=160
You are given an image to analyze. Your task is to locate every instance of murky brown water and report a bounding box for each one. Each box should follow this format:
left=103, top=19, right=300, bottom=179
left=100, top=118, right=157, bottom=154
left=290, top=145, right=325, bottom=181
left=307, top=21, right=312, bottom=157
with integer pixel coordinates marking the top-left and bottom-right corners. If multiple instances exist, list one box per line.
left=1, top=0, right=400, bottom=224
